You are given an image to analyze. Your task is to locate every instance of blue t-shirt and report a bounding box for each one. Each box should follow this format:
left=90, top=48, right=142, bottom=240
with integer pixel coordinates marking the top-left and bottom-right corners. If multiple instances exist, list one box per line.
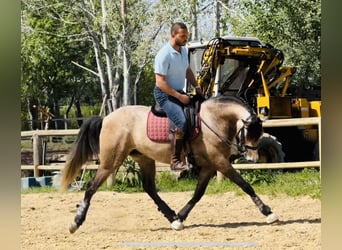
left=154, top=42, right=189, bottom=91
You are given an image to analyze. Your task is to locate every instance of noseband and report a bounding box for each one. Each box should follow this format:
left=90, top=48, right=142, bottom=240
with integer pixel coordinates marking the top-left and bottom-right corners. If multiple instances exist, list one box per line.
left=199, top=113, right=259, bottom=155
left=236, top=115, right=259, bottom=153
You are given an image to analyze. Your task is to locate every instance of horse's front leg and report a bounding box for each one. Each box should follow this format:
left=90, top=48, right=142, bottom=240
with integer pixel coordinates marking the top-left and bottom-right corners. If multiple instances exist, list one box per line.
left=69, top=167, right=114, bottom=233
left=221, top=163, right=279, bottom=224
left=172, top=167, right=214, bottom=230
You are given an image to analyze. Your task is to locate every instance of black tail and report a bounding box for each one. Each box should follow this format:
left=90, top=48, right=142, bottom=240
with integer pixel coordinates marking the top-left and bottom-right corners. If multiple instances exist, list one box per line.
left=60, top=116, right=103, bottom=191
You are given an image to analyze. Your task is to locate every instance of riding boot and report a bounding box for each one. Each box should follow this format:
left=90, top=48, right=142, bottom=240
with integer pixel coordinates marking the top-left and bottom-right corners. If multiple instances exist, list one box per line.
left=170, top=129, right=188, bottom=171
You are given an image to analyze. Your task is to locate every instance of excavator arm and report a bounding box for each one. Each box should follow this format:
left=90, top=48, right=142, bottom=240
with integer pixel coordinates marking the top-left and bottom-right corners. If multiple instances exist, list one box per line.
left=193, top=37, right=295, bottom=101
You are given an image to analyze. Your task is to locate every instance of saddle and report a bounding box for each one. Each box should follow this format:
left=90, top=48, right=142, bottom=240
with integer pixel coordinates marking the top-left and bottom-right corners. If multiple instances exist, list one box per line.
left=147, top=95, right=204, bottom=143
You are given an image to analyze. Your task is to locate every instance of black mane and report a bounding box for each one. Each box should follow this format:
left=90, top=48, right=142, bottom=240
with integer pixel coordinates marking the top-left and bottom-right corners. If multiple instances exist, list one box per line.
left=209, top=95, right=254, bottom=113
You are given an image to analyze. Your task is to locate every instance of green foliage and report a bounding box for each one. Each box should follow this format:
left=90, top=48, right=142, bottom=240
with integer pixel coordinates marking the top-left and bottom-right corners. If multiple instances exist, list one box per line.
left=239, top=169, right=278, bottom=185
left=100, top=157, right=143, bottom=192
left=156, top=172, right=197, bottom=192
left=59, top=104, right=102, bottom=129
left=22, top=168, right=320, bottom=199
left=135, top=64, right=155, bottom=106
left=269, top=168, right=321, bottom=199
left=21, top=0, right=101, bottom=127
left=21, top=138, right=33, bottom=150
left=120, top=157, right=142, bottom=188
left=21, top=186, right=58, bottom=194
left=81, top=169, right=96, bottom=185
left=205, top=177, right=237, bottom=194
left=21, top=0, right=321, bottom=127
left=111, top=168, right=320, bottom=198
left=226, top=0, right=321, bottom=88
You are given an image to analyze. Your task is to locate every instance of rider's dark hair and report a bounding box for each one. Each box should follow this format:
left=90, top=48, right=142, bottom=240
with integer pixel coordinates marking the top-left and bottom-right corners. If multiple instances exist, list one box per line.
left=171, top=22, right=187, bottom=35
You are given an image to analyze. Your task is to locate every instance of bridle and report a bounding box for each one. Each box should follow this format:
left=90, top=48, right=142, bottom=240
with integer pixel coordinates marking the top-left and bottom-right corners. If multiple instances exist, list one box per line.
left=199, top=114, right=259, bottom=155
left=236, top=116, right=259, bottom=152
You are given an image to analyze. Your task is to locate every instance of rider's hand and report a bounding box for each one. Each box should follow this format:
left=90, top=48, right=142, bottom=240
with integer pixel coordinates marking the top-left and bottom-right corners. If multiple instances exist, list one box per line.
left=195, top=86, right=203, bottom=97
left=178, top=93, right=191, bottom=105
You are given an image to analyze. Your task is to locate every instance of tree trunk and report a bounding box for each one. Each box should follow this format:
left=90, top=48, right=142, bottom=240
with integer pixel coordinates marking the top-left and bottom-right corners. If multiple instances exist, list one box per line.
left=64, top=95, right=75, bottom=129
left=28, top=98, right=40, bottom=130
left=214, top=0, right=221, bottom=37
left=189, top=0, right=199, bottom=41
left=101, top=0, right=114, bottom=99
left=81, top=0, right=110, bottom=113
left=121, top=0, right=132, bottom=106
left=53, top=99, right=62, bottom=129
left=122, top=48, right=131, bottom=106
left=74, top=98, right=83, bottom=127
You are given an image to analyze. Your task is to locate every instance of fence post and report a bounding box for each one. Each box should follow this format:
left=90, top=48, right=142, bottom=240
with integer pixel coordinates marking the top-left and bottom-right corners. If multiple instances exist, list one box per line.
left=32, top=134, right=42, bottom=177
left=64, top=114, right=68, bottom=129
left=106, top=168, right=118, bottom=186
left=216, top=171, right=225, bottom=183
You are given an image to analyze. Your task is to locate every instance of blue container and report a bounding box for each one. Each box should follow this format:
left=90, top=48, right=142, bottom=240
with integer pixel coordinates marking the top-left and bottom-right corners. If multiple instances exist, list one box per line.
left=21, top=176, right=53, bottom=190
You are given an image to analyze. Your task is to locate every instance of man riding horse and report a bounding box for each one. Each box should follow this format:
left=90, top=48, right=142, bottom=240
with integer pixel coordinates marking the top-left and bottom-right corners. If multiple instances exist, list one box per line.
left=60, top=22, right=279, bottom=235
left=154, top=22, right=203, bottom=171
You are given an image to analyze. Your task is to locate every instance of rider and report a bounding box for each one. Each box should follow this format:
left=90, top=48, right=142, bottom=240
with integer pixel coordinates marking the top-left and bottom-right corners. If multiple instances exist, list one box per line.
left=154, top=22, right=202, bottom=171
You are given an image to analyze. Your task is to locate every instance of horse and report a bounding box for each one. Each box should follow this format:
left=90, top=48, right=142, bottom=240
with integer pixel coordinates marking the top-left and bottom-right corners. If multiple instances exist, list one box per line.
left=60, top=95, right=279, bottom=233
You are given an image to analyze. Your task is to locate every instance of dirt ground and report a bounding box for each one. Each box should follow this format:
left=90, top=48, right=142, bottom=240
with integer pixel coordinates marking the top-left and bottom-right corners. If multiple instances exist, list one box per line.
left=21, top=191, right=321, bottom=250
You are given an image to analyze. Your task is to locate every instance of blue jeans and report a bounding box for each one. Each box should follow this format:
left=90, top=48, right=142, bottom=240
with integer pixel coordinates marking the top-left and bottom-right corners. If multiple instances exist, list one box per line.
left=154, top=86, right=186, bottom=132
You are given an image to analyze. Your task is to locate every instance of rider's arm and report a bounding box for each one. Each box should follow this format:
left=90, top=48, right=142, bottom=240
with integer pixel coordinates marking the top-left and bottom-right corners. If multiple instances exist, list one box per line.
left=155, top=73, right=190, bottom=104
left=186, top=66, right=203, bottom=95
left=186, top=66, right=197, bottom=88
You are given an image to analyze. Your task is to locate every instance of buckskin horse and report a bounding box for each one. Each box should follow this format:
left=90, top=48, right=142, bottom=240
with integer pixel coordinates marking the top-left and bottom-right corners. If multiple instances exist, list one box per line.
left=60, top=95, right=279, bottom=233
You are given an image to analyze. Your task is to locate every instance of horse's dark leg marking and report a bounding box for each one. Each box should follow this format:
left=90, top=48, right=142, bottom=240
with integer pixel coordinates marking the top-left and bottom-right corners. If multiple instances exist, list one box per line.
left=136, top=157, right=178, bottom=223
left=70, top=168, right=114, bottom=233
left=222, top=165, right=273, bottom=216
left=177, top=167, right=214, bottom=222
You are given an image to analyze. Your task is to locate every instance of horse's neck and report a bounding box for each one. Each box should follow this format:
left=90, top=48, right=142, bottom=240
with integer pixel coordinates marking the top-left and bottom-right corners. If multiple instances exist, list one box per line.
left=200, top=103, right=249, bottom=135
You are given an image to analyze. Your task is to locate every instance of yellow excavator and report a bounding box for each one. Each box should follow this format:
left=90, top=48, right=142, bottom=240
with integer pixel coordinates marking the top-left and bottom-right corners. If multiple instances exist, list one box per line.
left=186, top=37, right=321, bottom=163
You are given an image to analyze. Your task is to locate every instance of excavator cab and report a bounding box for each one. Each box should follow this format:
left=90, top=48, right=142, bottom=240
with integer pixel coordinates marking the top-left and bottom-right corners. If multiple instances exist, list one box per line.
left=187, top=37, right=296, bottom=118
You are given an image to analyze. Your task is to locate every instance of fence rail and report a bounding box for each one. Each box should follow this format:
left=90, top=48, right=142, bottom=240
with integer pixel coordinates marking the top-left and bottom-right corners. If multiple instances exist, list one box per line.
left=20, top=161, right=321, bottom=172
left=21, top=117, right=321, bottom=182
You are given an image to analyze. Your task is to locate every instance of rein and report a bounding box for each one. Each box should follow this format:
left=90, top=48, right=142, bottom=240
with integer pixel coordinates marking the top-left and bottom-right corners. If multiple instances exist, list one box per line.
left=199, top=114, right=258, bottom=154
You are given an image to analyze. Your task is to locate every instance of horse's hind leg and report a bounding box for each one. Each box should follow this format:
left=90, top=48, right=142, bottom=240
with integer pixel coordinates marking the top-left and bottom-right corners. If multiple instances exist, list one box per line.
left=69, top=167, right=114, bottom=233
left=70, top=143, right=127, bottom=233
left=221, top=164, right=279, bottom=224
left=134, top=156, right=178, bottom=224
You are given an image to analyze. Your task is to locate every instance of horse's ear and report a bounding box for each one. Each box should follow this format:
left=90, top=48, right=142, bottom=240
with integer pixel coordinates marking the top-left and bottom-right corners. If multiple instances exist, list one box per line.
left=242, top=119, right=250, bottom=126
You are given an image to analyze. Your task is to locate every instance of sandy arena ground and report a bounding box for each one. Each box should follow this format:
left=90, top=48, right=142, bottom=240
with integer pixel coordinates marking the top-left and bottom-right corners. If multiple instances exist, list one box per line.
left=21, top=191, right=321, bottom=249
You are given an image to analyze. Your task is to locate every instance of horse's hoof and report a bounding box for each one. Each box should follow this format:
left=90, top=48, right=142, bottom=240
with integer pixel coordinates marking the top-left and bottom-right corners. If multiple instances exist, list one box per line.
left=266, top=213, right=279, bottom=224
left=171, top=219, right=184, bottom=230
left=69, top=222, right=79, bottom=234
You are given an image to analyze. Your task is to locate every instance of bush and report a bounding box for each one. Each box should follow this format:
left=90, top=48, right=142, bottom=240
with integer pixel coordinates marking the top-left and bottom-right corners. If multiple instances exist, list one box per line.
left=239, top=169, right=278, bottom=185
left=121, top=157, right=142, bottom=188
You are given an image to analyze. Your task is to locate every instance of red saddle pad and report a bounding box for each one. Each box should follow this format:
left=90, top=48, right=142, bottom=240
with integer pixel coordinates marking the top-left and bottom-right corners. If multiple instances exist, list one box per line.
left=147, top=111, right=170, bottom=142
left=146, top=111, right=201, bottom=143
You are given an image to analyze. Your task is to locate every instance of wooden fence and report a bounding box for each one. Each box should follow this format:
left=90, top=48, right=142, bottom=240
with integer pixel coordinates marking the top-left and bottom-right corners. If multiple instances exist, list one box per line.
left=21, top=117, right=321, bottom=183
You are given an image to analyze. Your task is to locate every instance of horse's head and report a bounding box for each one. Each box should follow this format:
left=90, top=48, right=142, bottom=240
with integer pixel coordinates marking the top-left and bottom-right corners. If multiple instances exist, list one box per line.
left=200, top=95, right=264, bottom=163
left=237, top=114, right=263, bottom=162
